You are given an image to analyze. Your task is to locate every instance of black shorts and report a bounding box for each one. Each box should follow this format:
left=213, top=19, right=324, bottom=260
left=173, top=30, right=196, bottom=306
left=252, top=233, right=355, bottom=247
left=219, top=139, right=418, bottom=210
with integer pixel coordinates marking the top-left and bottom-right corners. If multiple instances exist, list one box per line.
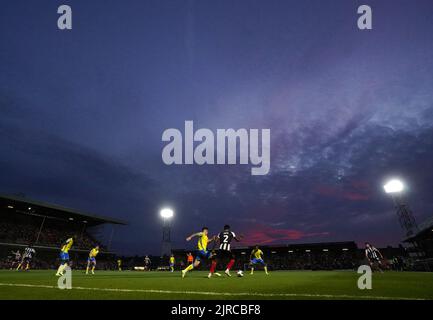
left=23, top=257, right=31, bottom=263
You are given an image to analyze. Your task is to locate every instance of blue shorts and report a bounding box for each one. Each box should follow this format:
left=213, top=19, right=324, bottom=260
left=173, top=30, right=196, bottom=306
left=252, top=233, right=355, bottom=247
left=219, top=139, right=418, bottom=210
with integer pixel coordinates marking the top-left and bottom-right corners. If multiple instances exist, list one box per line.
left=88, top=257, right=96, bottom=263
left=170, top=263, right=174, bottom=267
left=251, top=258, right=265, bottom=265
left=195, top=250, right=211, bottom=261
left=60, top=252, right=69, bottom=262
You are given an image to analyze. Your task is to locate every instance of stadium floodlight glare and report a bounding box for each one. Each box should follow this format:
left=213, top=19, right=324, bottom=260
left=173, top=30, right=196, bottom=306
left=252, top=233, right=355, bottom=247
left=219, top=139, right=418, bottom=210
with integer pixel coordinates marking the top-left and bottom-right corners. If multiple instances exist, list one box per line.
left=160, top=208, right=174, bottom=219
left=384, top=179, right=404, bottom=194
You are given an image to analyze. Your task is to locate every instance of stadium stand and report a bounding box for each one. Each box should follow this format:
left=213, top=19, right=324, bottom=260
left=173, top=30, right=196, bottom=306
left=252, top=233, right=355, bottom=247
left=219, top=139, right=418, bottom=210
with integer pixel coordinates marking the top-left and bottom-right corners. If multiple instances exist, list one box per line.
left=403, top=215, right=433, bottom=271
left=0, top=194, right=126, bottom=270
left=172, top=241, right=409, bottom=272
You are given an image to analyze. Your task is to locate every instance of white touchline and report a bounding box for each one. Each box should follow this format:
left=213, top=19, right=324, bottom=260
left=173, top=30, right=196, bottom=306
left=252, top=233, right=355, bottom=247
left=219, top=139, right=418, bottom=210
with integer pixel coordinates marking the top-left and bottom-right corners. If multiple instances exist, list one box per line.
left=0, top=283, right=425, bottom=300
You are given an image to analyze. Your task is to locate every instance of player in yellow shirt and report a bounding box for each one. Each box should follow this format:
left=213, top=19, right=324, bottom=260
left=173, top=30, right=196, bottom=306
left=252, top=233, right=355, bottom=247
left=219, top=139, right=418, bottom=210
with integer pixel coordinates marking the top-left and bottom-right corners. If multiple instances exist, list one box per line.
left=86, top=246, right=100, bottom=275
left=117, top=259, right=122, bottom=271
left=56, top=237, right=74, bottom=276
left=181, top=227, right=215, bottom=278
left=249, top=245, right=269, bottom=275
left=169, top=254, right=175, bottom=272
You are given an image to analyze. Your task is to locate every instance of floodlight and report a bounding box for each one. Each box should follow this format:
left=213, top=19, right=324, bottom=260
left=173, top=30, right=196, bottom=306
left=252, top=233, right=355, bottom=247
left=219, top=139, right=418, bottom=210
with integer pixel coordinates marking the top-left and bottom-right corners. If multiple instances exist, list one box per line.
left=160, top=208, right=174, bottom=219
left=384, top=179, right=404, bottom=194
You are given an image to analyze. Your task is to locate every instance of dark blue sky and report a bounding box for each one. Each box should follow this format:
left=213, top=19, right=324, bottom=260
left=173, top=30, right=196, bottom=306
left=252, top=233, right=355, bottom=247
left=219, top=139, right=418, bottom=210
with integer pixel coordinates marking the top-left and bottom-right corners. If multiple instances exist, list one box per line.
left=1, top=0, right=433, bottom=254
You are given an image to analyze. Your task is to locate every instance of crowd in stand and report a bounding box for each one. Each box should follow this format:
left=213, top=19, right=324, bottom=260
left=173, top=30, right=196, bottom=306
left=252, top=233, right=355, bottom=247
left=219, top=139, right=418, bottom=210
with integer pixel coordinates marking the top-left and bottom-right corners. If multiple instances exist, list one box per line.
left=0, top=219, right=102, bottom=250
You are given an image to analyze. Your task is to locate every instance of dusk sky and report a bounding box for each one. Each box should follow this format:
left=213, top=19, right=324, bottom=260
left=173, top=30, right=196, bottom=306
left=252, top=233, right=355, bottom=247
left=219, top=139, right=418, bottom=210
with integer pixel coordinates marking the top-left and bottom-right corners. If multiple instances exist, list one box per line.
left=1, top=0, right=433, bottom=255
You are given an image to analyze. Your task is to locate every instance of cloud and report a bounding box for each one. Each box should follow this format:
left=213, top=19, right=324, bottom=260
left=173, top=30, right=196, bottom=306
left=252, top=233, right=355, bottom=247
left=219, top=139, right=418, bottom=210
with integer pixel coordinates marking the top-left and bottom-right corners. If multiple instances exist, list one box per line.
left=240, top=224, right=330, bottom=246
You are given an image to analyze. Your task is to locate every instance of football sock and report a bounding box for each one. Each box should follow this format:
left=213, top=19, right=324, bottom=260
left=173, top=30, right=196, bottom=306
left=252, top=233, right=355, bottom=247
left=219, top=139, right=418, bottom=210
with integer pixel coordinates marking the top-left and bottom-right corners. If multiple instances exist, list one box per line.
left=57, top=263, right=66, bottom=275
left=210, top=260, right=217, bottom=273
left=184, top=264, right=194, bottom=272
left=226, top=259, right=235, bottom=271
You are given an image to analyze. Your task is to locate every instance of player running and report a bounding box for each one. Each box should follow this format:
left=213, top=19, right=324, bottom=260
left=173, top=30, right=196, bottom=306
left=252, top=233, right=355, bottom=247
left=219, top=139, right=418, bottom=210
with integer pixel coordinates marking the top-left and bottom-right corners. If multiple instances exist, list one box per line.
left=365, top=242, right=385, bottom=272
left=249, top=246, right=269, bottom=275
left=10, top=250, right=21, bottom=270
left=16, top=245, right=35, bottom=271
left=169, top=254, right=175, bottom=272
left=182, top=227, right=216, bottom=278
left=86, top=245, right=99, bottom=275
left=208, top=225, right=242, bottom=278
left=56, top=237, right=74, bottom=276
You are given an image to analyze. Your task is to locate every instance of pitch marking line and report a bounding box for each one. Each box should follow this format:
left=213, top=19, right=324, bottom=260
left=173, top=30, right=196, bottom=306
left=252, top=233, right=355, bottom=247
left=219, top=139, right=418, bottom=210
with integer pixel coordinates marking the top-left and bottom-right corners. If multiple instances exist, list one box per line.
left=0, top=283, right=425, bottom=300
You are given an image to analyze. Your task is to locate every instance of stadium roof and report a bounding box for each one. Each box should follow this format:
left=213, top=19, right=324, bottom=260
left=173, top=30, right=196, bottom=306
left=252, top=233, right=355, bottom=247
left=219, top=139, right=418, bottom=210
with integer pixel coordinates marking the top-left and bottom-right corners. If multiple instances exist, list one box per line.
left=404, top=215, right=433, bottom=242
left=0, top=194, right=127, bottom=226
left=173, top=241, right=358, bottom=252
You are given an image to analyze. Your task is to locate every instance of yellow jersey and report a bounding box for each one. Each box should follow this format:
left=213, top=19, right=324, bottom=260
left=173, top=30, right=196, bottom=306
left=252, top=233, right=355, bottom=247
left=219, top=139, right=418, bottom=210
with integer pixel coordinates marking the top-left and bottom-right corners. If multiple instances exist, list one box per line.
left=89, top=248, right=99, bottom=258
left=252, top=249, right=263, bottom=259
left=170, top=257, right=175, bottom=264
left=61, top=238, right=73, bottom=253
left=197, top=232, right=208, bottom=251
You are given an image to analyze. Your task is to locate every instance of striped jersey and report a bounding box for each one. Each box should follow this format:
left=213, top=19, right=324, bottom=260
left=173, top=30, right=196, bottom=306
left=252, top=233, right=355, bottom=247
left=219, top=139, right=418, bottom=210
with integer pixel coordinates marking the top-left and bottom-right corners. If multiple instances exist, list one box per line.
left=365, top=246, right=379, bottom=260
left=23, top=247, right=36, bottom=259
left=218, top=230, right=236, bottom=251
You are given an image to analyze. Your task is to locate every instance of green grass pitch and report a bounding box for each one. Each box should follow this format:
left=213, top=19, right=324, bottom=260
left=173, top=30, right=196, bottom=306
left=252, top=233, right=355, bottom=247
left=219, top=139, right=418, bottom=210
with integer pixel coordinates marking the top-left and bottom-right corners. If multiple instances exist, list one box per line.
left=0, top=270, right=432, bottom=300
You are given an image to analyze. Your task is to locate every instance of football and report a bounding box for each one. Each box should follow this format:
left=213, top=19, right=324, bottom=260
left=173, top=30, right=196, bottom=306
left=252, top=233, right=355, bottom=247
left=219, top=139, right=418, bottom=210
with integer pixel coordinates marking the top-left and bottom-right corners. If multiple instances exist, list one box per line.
left=237, top=270, right=244, bottom=277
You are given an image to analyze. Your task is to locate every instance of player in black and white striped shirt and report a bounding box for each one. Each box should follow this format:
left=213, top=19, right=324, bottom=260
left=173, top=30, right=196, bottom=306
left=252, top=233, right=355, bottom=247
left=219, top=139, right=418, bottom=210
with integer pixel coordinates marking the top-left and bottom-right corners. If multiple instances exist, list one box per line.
left=208, top=225, right=242, bottom=278
left=365, top=242, right=384, bottom=272
left=17, top=245, right=36, bottom=271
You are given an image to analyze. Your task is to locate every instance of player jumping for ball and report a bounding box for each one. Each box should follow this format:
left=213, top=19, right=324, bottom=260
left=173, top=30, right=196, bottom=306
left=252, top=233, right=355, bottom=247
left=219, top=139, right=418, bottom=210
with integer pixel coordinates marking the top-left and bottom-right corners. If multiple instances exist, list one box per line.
left=86, top=245, right=99, bottom=275
left=182, top=227, right=216, bottom=278
left=365, top=242, right=385, bottom=272
left=56, top=237, right=74, bottom=276
left=249, top=245, right=269, bottom=275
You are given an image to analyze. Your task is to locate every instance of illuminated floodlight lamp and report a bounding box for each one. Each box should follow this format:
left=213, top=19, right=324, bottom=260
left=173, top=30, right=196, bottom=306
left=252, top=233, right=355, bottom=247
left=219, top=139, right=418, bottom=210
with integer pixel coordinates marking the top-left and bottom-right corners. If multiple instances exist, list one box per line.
left=160, top=208, right=174, bottom=219
left=384, top=179, right=404, bottom=194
